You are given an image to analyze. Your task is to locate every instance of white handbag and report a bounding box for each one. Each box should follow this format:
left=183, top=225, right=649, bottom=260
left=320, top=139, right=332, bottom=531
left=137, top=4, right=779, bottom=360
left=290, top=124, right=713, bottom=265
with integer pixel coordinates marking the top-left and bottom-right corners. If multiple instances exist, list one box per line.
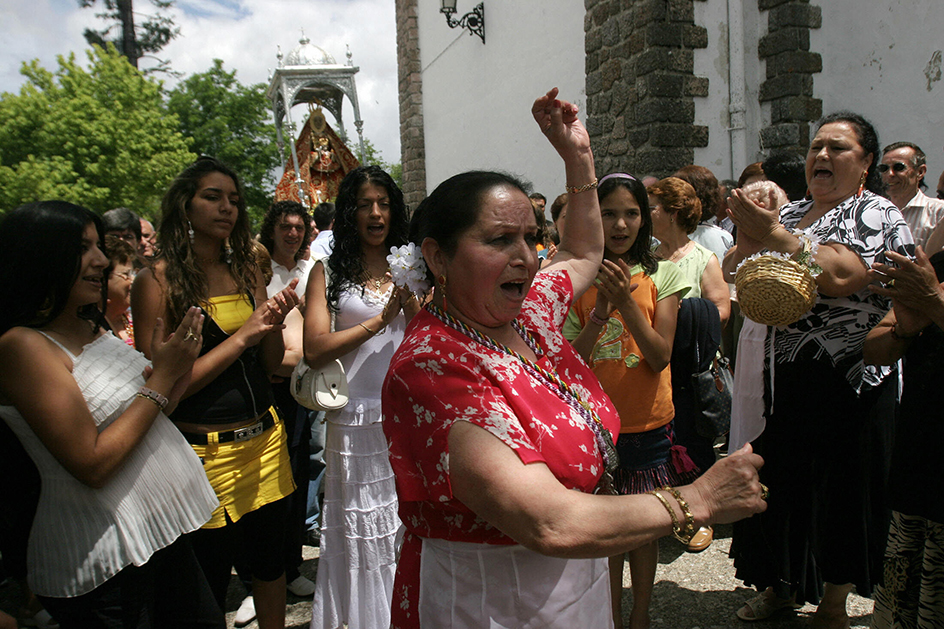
left=291, top=358, right=349, bottom=411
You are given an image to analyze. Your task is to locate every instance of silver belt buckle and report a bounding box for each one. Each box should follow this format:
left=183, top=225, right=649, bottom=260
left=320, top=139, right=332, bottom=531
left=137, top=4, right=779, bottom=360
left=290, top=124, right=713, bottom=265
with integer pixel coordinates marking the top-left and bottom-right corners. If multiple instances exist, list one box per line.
left=233, top=421, right=264, bottom=443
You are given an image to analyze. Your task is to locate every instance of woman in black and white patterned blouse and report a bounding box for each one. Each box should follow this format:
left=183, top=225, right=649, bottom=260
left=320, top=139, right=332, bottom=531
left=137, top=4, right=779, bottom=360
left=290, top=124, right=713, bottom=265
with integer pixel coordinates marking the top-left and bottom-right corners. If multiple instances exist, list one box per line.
left=723, top=112, right=914, bottom=628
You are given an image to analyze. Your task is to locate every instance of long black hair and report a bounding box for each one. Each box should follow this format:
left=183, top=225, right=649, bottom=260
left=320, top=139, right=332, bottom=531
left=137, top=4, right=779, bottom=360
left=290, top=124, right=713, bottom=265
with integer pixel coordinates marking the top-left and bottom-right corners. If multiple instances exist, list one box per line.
left=0, top=201, right=107, bottom=334
left=326, top=166, right=409, bottom=312
left=598, top=174, right=659, bottom=275
left=409, top=171, right=532, bottom=283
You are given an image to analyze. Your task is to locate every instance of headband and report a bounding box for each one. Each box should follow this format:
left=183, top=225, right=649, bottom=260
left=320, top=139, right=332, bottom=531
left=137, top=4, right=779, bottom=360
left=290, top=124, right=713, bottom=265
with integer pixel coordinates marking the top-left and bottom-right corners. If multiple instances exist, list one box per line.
left=598, top=173, right=638, bottom=185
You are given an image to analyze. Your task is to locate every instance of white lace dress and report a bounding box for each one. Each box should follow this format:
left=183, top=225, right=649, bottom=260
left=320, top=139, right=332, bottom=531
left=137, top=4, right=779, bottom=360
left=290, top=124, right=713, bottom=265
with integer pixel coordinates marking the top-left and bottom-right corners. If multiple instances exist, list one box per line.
left=0, top=332, right=218, bottom=597
left=311, top=284, right=404, bottom=629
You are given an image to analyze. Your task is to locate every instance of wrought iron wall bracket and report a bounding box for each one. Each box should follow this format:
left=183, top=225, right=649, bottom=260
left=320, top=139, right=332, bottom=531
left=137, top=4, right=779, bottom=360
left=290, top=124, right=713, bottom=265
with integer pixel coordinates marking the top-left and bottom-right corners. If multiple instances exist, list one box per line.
left=442, top=3, right=484, bottom=44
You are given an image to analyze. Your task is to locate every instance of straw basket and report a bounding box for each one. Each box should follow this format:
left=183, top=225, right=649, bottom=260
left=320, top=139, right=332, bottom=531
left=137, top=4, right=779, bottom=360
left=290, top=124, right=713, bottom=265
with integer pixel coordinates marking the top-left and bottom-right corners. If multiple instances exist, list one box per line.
left=735, top=255, right=818, bottom=327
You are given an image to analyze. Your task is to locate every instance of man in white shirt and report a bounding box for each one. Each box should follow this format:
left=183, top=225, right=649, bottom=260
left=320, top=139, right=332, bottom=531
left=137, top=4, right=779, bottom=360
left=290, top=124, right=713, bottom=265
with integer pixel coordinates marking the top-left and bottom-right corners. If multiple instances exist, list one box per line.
left=308, top=202, right=336, bottom=261
left=880, top=142, right=944, bottom=248
left=261, top=201, right=315, bottom=297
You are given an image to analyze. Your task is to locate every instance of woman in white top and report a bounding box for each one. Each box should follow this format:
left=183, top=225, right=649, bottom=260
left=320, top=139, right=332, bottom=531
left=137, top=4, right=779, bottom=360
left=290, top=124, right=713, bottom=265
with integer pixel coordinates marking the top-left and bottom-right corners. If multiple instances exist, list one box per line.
left=0, top=201, right=220, bottom=628
left=303, top=166, right=420, bottom=629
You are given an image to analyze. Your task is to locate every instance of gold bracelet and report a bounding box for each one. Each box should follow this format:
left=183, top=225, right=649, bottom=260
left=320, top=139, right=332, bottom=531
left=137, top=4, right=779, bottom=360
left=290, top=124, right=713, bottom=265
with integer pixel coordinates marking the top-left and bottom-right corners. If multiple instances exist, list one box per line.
left=358, top=322, right=377, bottom=336
left=649, top=489, right=681, bottom=539
left=565, top=178, right=598, bottom=194
left=662, top=486, right=696, bottom=544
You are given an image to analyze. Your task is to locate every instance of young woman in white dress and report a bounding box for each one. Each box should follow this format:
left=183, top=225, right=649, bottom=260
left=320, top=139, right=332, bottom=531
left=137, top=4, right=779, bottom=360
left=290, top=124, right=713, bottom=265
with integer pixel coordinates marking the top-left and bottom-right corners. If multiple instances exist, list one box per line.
left=303, top=166, right=420, bottom=629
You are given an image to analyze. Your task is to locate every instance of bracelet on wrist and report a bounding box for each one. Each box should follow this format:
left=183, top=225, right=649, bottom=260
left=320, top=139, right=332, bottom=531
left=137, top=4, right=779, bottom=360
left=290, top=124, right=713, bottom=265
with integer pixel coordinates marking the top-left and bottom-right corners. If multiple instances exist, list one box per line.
left=565, top=178, right=598, bottom=195
left=588, top=309, right=609, bottom=327
left=662, top=486, right=697, bottom=544
left=359, top=322, right=378, bottom=336
left=136, top=386, right=168, bottom=411
left=649, top=489, right=681, bottom=538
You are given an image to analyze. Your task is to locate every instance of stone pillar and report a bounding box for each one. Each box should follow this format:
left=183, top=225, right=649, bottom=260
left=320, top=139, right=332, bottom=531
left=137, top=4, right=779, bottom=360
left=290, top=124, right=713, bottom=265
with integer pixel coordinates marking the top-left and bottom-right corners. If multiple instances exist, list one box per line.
left=395, top=0, right=427, bottom=210
left=758, top=0, right=823, bottom=153
left=586, top=0, right=709, bottom=178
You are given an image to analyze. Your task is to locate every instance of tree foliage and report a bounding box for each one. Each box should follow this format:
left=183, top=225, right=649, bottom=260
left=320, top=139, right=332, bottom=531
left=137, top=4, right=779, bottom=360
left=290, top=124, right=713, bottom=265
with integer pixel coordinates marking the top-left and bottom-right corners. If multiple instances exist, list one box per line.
left=0, top=45, right=195, bottom=216
left=360, top=138, right=402, bottom=188
left=167, top=59, right=281, bottom=227
left=79, top=0, right=179, bottom=71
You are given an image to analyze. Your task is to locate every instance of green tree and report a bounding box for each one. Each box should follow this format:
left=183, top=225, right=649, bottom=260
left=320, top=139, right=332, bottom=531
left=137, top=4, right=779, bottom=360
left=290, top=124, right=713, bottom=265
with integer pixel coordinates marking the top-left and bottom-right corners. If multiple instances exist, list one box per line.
left=79, top=0, right=179, bottom=71
left=360, top=138, right=402, bottom=188
left=167, top=60, right=280, bottom=226
left=0, top=45, right=195, bottom=216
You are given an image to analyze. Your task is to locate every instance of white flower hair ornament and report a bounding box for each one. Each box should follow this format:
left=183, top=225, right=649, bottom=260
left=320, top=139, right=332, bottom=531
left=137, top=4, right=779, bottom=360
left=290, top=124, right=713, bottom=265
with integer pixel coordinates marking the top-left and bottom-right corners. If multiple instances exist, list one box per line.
left=387, top=243, right=431, bottom=298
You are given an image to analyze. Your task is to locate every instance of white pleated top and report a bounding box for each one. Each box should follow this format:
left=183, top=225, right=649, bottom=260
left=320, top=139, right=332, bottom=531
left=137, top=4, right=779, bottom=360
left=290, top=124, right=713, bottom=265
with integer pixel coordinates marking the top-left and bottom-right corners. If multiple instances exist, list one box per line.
left=0, top=332, right=218, bottom=598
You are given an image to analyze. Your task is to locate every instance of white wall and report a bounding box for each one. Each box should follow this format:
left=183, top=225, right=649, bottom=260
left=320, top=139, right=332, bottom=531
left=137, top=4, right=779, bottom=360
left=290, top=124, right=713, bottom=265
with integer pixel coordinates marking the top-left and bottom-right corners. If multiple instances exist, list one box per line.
left=694, top=0, right=766, bottom=183
left=417, top=2, right=586, bottom=211
left=811, top=0, right=944, bottom=184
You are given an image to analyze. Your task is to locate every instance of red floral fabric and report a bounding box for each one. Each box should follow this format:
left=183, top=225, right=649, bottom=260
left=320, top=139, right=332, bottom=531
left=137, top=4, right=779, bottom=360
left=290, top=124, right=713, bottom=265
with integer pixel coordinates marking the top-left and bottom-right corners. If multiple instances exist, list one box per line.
left=382, top=269, right=620, bottom=627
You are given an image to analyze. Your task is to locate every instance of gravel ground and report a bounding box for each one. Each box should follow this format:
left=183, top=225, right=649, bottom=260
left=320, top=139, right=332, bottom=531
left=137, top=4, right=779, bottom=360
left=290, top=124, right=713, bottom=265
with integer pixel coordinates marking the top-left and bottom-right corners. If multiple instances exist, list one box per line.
left=2, top=525, right=874, bottom=628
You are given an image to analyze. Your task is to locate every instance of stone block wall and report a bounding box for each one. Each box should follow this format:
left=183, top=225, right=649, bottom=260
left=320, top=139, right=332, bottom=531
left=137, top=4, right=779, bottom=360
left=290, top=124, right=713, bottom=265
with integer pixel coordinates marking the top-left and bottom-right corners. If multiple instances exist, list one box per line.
left=585, top=0, right=709, bottom=178
left=395, top=0, right=427, bottom=210
left=757, top=0, right=823, bottom=153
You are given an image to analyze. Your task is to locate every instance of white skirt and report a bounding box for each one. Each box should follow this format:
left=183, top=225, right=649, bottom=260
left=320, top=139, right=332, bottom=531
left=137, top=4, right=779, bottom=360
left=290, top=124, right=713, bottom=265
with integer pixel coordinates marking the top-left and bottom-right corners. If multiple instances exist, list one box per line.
left=311, top=398, right=402, bottom=629
left=418, top=538, right=611, bottom=628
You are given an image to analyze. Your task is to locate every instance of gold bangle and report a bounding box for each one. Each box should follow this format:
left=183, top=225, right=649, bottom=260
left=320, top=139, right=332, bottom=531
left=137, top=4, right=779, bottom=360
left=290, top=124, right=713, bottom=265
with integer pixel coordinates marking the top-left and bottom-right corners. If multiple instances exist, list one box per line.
left=565, top=178, right=598, bottom=194
left=662, top=486, right=696, bottom=544
left=358, top=322, right=377, bottom=336
left=649, top=489, right=681, bottom=539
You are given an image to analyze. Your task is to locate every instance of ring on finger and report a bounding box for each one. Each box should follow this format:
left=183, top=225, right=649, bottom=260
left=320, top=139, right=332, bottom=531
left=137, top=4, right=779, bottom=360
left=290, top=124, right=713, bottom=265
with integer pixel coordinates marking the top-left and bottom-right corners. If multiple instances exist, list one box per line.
left=760, top=483, right=770, bottom=500
left=184, top=328, right=197, bottom=342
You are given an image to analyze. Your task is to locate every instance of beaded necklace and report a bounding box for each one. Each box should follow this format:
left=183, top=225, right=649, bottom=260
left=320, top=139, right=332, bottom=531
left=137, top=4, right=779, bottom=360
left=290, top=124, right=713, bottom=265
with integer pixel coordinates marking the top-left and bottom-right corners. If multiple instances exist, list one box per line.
left=426, top=303, right=618, bottom=494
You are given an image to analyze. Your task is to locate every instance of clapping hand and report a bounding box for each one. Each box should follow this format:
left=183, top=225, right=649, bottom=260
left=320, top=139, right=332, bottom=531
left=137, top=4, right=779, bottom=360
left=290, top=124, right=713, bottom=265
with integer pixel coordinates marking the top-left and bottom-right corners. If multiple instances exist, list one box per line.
left=150, top=306, right=205, bottom=404
left=869, top=246, right=944, bottom=334
left=265, top=278, right=301, bottom=325
left=595, top=259, right=639, bottom=314
left=727, top=188, right=782, bottom=247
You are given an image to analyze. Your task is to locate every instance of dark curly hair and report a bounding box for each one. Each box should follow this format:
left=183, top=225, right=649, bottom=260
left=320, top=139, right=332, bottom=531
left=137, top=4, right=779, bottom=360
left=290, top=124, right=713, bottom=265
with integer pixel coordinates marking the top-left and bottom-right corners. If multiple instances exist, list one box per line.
left=816, top=111, right=882, bottom=194
left=258, top=200, right=312, bottom=262
left=0, top=201, right=107, bottom=334
left=598, top=174, right=659, bottom=275
left=326, top=166, right=409, bottom=313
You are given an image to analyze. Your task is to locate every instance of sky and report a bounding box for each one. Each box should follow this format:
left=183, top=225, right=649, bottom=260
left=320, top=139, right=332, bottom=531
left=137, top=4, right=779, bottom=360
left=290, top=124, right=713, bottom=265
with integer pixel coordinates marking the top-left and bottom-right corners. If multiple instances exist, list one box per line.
left=0, top=0, right=401, bottom=167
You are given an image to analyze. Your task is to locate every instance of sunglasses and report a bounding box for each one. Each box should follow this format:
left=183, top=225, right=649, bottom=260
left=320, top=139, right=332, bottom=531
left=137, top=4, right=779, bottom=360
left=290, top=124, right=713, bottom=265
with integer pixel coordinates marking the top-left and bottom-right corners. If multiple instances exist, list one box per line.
left=877, top=162, right=908, bottom=174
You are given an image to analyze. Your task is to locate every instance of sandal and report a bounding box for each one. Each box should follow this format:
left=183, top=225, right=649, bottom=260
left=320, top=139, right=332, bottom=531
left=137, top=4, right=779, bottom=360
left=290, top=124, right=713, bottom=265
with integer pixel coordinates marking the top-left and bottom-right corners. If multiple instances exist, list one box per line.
left=736, top=591, right=794, bottom=622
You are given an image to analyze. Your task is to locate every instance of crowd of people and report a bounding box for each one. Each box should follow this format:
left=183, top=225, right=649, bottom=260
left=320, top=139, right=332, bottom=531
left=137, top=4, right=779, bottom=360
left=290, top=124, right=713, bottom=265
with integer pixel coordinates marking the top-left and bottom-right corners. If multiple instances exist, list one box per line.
left=0, top=86, right=942, bottom=629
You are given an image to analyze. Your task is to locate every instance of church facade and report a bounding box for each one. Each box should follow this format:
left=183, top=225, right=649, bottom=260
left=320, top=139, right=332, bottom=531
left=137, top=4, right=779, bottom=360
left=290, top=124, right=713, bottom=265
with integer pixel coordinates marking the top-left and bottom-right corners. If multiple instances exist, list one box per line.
left=395, top=0, right=944, bottom=209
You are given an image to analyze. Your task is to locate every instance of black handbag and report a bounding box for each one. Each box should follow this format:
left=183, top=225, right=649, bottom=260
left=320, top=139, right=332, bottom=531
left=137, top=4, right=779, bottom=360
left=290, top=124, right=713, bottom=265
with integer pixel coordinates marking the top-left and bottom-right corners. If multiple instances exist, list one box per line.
left=692, top=349, right=733, bottom=438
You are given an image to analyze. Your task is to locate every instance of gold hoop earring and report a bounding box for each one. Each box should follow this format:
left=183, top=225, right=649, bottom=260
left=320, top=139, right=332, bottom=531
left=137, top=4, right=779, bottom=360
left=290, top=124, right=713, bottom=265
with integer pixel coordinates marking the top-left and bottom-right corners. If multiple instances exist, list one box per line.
left=858, top=171, right=867, bottom=196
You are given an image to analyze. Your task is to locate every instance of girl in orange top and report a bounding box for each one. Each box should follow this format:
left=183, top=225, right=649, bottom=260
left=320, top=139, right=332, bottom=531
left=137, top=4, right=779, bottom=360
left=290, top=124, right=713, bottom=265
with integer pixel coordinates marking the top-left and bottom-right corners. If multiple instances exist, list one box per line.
left=564, top=172, right=693, bottom=629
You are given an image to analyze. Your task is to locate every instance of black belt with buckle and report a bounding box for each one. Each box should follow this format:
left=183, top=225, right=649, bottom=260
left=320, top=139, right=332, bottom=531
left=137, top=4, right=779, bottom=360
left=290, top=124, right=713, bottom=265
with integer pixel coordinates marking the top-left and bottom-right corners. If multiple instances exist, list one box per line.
left=182, top=409, right=277, bottom=445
